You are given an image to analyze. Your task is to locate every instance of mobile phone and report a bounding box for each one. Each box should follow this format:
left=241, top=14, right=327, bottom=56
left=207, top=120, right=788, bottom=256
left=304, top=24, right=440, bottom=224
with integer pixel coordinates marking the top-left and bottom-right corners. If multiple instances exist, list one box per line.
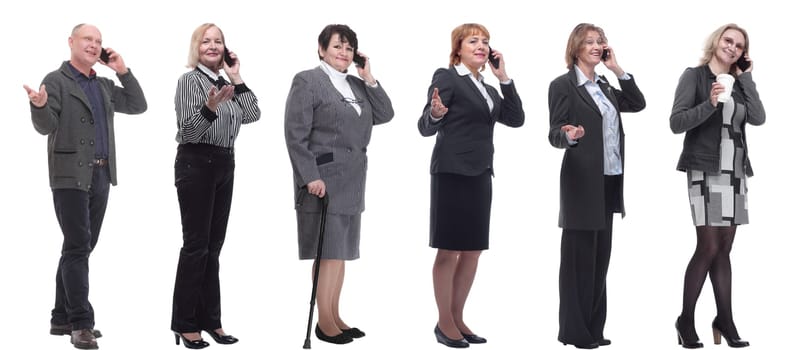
left=601, top=49, right=609, bottom=61
left=223, top=48, right=236, bottom=67
left=736, top=54, right=751, bottom=71
left=353, top=53, right=366, bottom=68
left=99, top=48, right=110, bottom=63
left=488, top=48, right=500, bottom=69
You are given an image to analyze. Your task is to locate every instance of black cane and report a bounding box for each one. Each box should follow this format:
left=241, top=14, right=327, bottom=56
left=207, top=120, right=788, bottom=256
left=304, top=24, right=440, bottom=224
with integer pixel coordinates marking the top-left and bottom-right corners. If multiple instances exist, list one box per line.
left=303, top=192, right=329, bottom=349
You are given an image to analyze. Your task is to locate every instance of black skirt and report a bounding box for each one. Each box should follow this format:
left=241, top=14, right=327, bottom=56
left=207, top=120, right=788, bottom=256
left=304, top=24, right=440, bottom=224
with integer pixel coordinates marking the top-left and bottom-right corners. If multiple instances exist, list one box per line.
left=429, top=170, right=492, bottom=250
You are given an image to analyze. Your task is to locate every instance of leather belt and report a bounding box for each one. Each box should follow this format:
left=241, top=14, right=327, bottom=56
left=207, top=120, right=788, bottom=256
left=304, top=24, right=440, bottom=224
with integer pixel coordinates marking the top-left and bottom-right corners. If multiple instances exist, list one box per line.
left=93, top=159, right=108, bottom=167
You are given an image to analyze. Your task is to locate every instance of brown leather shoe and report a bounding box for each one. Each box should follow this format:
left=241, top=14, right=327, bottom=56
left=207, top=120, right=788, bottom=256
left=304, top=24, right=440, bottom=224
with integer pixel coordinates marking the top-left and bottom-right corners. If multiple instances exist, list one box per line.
left=71, top=329, right=98, bottom=349
left=51, top=323, right=103, bottom=338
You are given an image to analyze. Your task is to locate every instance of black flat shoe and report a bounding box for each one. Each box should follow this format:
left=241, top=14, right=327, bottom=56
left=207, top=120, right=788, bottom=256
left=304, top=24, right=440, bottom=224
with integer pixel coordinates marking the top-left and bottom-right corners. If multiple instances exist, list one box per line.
left=174, top=332, right=210, bottom=349
left=676, top=316, right=704, bottom=348
left=315, top=325, right=353, bottom=344
left=204, top=329, right=239, bottom=345
left=434, top=325, right=469, bottom=348
left=461, top=332, right=487, bottom=344
left=712, top=317, right=749, bottom=348
left=597, top=338, right=611, bottom=346
left=341, top=327, right=365, bottom=338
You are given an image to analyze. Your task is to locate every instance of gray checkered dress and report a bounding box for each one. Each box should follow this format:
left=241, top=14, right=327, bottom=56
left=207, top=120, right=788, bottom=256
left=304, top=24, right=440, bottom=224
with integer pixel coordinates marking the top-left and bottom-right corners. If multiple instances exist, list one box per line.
left=686, top=99, right=748, bottom=226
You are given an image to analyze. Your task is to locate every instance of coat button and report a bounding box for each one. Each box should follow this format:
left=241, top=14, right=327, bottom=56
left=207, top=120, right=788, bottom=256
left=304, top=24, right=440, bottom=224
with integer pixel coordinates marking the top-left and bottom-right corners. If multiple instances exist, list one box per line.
left=80, top=139, right=85, bottom=145
left=80, top=117, right=86, bottom=123
left=346, top=148, right=352, bottom=152
left=76, top=181, right=81, bottom=187
left=90, top=119, right=95, bottom=124
left=89, top=140, right=95, bottom=145
left=78, top=161, right=83, bottom=167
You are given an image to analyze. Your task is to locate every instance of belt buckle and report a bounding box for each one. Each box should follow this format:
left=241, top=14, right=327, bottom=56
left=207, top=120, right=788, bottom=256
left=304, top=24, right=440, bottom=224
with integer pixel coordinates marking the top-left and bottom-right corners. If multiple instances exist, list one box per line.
left=94, top=159, right=107, bottom=167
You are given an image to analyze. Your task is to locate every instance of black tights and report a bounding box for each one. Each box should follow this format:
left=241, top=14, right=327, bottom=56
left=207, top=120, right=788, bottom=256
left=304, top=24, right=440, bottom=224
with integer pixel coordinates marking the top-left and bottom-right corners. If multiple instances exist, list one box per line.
left=679, top=225, right=739, bottom=339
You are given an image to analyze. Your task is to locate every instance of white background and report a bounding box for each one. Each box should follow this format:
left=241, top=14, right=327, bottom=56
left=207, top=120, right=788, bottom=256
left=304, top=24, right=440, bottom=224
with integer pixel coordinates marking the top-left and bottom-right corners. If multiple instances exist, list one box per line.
left=4, top=1, right=785, bottom=349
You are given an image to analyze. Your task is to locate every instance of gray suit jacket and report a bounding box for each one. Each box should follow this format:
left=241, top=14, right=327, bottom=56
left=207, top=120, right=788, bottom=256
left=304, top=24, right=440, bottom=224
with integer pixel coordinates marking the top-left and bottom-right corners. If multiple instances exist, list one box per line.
left=285, top=67, right=394, bottom=215
left=30, top=61, right=147, bottom=190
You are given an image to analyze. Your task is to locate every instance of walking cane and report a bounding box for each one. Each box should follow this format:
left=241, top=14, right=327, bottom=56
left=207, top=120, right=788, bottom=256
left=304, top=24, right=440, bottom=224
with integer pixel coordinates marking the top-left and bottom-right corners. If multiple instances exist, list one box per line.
left=303, top=192, right=329, bottom=349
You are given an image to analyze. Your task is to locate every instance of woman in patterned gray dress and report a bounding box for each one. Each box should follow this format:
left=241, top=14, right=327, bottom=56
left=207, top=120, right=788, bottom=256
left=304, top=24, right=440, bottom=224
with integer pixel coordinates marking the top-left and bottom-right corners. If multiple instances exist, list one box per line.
left=669, top=23, right=765, bottom=349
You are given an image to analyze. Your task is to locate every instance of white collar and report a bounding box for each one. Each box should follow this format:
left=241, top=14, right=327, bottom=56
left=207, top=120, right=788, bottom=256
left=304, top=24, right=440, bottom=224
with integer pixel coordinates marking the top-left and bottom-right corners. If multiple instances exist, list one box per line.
left=574, top=64, right=601, bottom=86
left=319, top=60, right=348, bottom=80
left=454, top=63, right=483, bottom=82
left=197, top=63, right=222, bottom=80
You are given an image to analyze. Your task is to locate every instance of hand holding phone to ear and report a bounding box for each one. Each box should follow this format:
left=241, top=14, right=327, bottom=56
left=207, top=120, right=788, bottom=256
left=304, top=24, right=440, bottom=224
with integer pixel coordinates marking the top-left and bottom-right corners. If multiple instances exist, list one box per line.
left=100, top=48, right=111, bottom=64
left=736, top=53, right=751, bottom=73
left=488, top=48, right=500, bottom=69
left=98, top=47, right=128, bottom=74
left=223, top=48, right=236, bottom=67
left=354, top=51, right=376, bottom=85
left=353, top=51, right=366, bottom=69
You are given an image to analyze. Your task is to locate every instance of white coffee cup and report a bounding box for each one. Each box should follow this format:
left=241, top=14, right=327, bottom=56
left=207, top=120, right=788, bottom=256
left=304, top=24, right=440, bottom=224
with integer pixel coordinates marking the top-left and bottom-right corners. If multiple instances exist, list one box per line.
left=716, top=73, right=735, bottom=103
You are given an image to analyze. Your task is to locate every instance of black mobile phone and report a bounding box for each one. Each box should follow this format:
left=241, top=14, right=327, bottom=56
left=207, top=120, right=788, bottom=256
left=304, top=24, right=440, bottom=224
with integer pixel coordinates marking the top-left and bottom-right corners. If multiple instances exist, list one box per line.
left=736, top=54, right=751, bottom=71
left=223, top=48, right=236, bottom=67
left=601, top=49, right=609, bottom=61
left=99, top=48, right=110, bottom=63
left=488, top=48, right=500, bottom=69
left=353, top=53, right=365, bottom=68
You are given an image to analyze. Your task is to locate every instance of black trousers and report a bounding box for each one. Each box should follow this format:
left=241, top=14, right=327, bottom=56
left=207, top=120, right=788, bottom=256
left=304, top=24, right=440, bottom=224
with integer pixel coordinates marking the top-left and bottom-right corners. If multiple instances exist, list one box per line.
left=51, top=166, right=110, bottom=330
left=558, top=175, right=621, bottom=346
left=171, top=143, right=235, bottom=333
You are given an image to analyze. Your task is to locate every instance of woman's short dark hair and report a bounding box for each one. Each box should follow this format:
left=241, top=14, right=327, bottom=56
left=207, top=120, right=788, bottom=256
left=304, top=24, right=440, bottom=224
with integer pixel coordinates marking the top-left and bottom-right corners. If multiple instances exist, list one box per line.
left=317, top=24, right=358, bottom=60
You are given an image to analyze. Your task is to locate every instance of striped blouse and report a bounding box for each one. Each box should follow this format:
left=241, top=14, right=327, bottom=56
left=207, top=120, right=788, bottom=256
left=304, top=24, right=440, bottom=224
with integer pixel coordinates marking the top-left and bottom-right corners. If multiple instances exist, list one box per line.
left=174, top=64, right=260, bottom=148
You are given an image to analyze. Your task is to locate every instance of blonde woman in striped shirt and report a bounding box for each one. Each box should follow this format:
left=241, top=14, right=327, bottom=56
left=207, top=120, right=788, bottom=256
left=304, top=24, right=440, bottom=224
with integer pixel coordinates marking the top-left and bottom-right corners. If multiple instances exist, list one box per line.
left=171, top=23, right=260, bottom=349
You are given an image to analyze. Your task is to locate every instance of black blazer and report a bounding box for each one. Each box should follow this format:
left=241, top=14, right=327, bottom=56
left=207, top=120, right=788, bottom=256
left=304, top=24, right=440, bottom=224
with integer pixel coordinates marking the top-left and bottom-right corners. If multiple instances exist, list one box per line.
left=418, top=66, right=524, bottom=176
left=548, top=68, right=645, bottom=230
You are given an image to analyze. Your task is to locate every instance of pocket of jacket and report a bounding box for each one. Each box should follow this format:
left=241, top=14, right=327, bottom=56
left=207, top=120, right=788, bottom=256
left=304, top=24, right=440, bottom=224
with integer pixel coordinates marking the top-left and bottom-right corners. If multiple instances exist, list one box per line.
left=316, top=152, right=334, bottom=166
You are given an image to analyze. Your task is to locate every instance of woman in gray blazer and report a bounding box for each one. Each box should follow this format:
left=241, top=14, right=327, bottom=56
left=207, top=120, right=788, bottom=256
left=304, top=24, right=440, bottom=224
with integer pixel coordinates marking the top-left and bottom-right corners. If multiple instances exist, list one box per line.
left=419, top=23, right=524, bottom=348
left=548, top=23, right=645, bottom=349
left=284, top=24, right=394, bottom=345
left=670, top=23, right=764, bottom=349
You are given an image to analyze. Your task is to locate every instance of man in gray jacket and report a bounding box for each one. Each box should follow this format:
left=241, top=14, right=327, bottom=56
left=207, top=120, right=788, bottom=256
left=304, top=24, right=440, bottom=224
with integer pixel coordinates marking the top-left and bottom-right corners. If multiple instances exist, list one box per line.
left=24, top=23, right=147, bottom=350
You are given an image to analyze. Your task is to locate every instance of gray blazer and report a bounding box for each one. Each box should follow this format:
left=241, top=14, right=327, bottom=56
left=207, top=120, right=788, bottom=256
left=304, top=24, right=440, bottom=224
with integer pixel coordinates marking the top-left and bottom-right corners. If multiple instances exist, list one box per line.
left=284, top=67, right=394, bottom=215
left=30, top=61, right=147, bottom=191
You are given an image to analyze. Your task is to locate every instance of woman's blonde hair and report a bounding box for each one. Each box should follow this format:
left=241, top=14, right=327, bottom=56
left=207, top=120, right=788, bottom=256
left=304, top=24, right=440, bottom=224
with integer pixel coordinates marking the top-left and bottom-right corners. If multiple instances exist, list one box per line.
left=699, top=23, right=749, bottom=74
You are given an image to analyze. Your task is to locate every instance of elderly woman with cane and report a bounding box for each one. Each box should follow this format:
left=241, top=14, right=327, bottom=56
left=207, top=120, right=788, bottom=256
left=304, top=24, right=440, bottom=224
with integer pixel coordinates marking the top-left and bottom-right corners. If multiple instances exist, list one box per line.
left=284, top=23, right=394, bottom=346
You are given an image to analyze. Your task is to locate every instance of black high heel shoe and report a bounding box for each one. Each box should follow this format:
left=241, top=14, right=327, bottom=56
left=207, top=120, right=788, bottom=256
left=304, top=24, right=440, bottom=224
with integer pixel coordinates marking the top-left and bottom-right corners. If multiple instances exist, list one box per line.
left=675, top=316, right=703, bottom=348
left=434, top=325, right=469, bottom=348
left=712, top=317, right=749, bottom=348
left=174, top=332, right=210, bottom=349
left=204, top=329, right=239, bottom=345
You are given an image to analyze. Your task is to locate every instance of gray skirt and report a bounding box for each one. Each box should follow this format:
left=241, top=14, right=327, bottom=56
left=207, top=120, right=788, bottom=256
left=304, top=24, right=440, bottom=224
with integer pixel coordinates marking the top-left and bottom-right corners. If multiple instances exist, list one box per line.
left=297, top=212, right=361, bottom=260
left=687, top=170, right=748, bottom=227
